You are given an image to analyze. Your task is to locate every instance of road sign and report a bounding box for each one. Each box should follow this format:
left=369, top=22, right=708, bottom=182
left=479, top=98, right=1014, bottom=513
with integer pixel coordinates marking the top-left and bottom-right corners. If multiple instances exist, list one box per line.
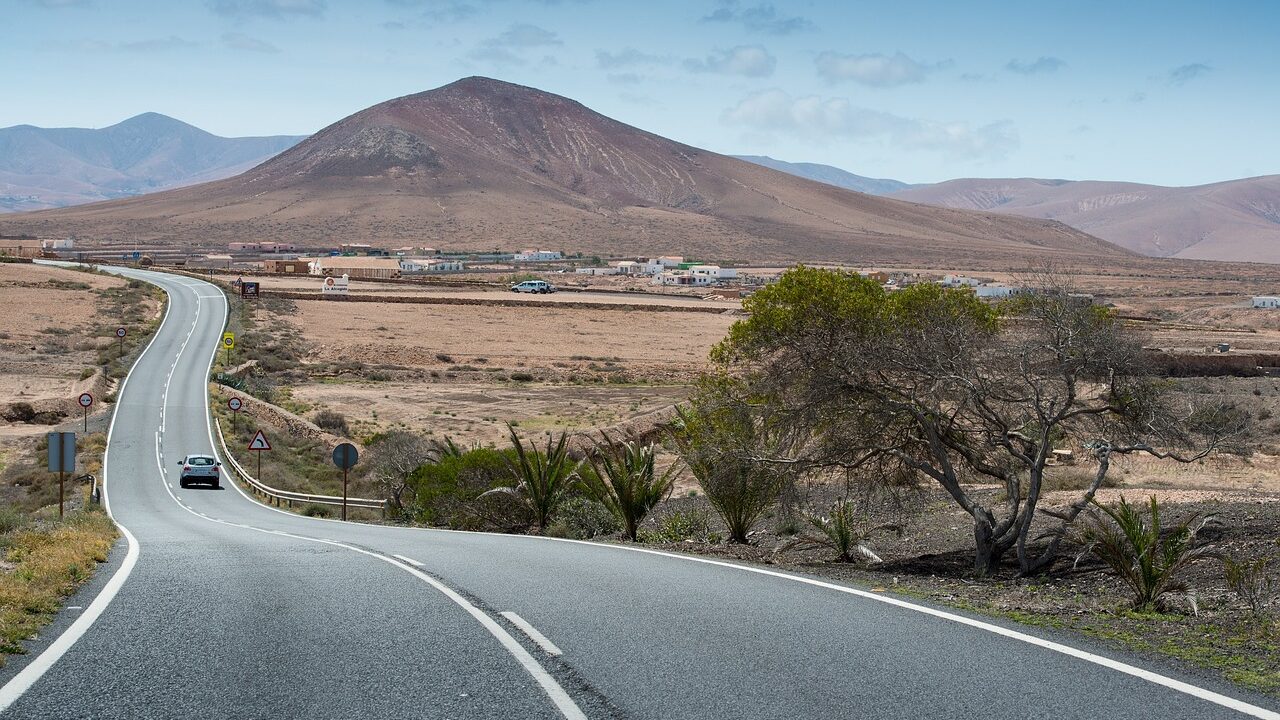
left=115, top=327, right=126, bottom=339
left=248, top=430, right=271, bottom=451
left=132, top=251, right=141, bottom=260
left=78, top=392, right=93, bottom=408
left=228, top=397, right=242, bottom=411
left=332, top=442, right=359, bottom=520
left=240, top=281, right=260, bottom=299
left=47, top=431, right=76, bottom=473
left=47, top=431, right=75, bottom=519
left=228, top=396, right=243, bottom=431
left=222, top=332, right=235, bottom=349
left=332, top=443, right=359, bottom=470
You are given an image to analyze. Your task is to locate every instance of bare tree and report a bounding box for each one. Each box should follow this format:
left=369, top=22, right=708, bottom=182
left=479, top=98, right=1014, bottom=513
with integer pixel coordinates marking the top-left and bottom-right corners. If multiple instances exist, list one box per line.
left=711, top=267, right=1249, bottom=575
left=368, top=431, right=435, bottom=518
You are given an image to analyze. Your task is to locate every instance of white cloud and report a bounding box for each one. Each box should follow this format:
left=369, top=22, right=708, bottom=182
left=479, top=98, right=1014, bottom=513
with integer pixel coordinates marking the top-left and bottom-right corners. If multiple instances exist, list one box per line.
left=701, top=2, right=811, bottom=35
left=596, top=47, right=667, bottom=69
left=723, top=89, right=1018, bottom=161
left=815, top=51, right=939, bottom=87
left=222, top=32, right=280, bottom=53
left=684, top=46, right=775, bottom=77
left=489, top=23, right=561, bottom=48
left=1168, top=63, right=1211, bottom=86
left=1006, top=56, right=1066, bottom=75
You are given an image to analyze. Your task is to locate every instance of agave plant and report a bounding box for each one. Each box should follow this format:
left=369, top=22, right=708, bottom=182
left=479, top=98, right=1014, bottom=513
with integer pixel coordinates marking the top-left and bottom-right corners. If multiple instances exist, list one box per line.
left=783, top=499, right=901, bottom=563
left=480, top=425, right=581, bottom=532
left=1077, top=495, right=1218, bottom=612
left=584, top=434, right=680, bottom=541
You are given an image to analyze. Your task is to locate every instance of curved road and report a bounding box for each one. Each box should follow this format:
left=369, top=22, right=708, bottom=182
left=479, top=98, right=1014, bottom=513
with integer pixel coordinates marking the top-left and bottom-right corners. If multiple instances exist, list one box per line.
left=1, top=266, right=1277, bottom=719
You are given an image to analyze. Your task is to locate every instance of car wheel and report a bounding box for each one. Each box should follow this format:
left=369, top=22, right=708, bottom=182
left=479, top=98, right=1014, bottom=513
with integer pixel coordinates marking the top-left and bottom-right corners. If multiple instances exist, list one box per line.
left=179, top=478, right=188, bottom=488
left=212, top=481, right=221, bottom=489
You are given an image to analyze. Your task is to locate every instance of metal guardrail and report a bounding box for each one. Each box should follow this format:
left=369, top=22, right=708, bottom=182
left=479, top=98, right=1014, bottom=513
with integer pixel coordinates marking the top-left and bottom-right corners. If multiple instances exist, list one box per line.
left=213, top=415, right=386, bottom=516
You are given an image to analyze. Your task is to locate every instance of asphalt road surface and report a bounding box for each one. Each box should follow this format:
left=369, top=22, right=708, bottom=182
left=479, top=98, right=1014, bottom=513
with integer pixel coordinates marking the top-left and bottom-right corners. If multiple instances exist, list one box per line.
left=2, top=265, right=1278, bottom=719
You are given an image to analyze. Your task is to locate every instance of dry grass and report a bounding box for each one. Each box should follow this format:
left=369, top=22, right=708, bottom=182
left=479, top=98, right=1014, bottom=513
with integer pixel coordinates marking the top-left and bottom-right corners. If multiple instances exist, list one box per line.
left=0, top=512, right=117, bottom=663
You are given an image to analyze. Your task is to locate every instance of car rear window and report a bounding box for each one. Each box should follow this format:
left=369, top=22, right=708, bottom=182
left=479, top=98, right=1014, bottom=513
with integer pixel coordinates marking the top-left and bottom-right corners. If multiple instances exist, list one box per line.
left=189, top=457, right=214, bottom=466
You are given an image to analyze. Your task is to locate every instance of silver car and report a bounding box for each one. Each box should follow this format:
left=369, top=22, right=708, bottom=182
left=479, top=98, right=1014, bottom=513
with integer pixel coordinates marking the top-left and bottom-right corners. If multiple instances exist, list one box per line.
left=177, top=454, right=222, bottom=489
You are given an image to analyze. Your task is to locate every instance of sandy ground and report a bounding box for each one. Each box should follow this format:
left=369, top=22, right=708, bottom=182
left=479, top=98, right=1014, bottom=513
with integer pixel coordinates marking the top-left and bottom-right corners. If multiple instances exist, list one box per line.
left=0, top=263, right=121, bottom=405
left=288, top=298, right=735, bottom=378
left=289, top=380, right=690, bottom=446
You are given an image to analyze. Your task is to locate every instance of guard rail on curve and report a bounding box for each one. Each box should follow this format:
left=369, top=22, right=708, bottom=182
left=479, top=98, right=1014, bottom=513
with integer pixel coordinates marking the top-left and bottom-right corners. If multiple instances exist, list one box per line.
left=213, top=415, right=386, bottom=515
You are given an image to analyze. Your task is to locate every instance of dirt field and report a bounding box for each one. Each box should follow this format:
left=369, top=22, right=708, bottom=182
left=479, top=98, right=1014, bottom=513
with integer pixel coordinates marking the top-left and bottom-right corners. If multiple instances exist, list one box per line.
left=0, top=263, right=129, bottom=437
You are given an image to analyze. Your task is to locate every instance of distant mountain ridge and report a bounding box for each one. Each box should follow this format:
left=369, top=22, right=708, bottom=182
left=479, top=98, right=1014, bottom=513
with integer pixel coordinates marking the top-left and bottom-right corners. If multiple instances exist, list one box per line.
left=732, top=156, right=913, bottom=196
left=888, top=176, right=1280, bottom=263
left=0, top=77, right=1122, bottom=268
left=0, top=113, right=304, bottom=212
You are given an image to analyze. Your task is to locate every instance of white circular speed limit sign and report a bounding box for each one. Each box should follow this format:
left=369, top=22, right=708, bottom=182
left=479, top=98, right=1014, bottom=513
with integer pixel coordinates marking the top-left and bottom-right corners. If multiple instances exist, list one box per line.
left=116, top=327, right=126, bottom=339
left=228, top=397, right=243, bottom=412
left=78, top=392, right=93, bottom=408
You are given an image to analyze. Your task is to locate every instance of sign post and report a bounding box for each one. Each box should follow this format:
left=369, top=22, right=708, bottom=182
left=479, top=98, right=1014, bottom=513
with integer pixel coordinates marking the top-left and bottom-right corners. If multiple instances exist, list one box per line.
left=222, top=331, right=235, bottom=366
left=47, top=431, right=76, bottom=519
left=78, top=392, right=93, bottom=432
left=248, top=429, right=271, bottom=482
left=331, top=443, right=359, bottom=521
left=227, top=396, right=243, bottom=433
left=116, top=326, right=127, bottom=357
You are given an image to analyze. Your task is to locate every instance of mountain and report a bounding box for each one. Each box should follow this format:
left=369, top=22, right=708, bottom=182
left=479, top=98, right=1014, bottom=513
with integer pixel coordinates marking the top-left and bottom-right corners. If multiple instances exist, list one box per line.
left=0, top=113, right=304, bottom=212
left=733, top=155, right=912, bottom=196
left=890, top=176, right=1280, bottom=263
left=0, top=78, right=1126, bottom=267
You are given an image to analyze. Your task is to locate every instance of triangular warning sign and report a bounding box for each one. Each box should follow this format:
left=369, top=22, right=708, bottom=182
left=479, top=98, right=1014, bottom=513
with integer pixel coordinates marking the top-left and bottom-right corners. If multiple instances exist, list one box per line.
left=247, top=430, right=272, bottom=451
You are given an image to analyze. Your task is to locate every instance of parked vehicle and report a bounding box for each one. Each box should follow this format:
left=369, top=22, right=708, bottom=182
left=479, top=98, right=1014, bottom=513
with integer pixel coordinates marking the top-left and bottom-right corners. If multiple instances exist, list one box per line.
left=510, top=280, right=556, bottom=294
left=177, top=454, right=221, bottom=489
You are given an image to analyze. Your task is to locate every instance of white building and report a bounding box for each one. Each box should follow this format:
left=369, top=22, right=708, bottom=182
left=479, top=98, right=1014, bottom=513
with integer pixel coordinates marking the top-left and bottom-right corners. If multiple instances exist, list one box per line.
left=942, top=274, right=982, bottom=288
left=400, top=258, right=464, bottom=273
left=575, top=267, right=618, bottom=276
left=41, top=238, right=74, bottom=250
left=975, top=284, right=1017, bottom=299
left=1254, top=296, right=1280, bottom=308
left=615, top=260, right=642, bottom=275
left=653, top=270, right=716, bottom=287
left=515, top=249, right=563, bottom=262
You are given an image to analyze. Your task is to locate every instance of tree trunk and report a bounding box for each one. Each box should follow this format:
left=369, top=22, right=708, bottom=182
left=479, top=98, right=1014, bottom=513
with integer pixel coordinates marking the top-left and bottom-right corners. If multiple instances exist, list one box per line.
left=972, top=509, right=1004, bottom=575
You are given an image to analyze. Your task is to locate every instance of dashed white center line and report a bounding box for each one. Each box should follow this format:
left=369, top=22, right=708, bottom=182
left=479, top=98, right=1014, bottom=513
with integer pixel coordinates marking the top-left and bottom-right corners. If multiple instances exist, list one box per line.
left=392, top=554, right=425, bottom=568
left=500, top=612, right=564, bottom=657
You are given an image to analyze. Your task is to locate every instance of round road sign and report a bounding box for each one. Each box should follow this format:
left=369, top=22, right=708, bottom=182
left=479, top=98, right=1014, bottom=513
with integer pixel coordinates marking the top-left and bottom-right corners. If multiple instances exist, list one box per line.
left=115, top=327, right=127, bottom=338
left=228, top=397, right=243, bottom=412
left=78, top=392, right=93, bottom=408
left=332, top=442, right=359, bottom=471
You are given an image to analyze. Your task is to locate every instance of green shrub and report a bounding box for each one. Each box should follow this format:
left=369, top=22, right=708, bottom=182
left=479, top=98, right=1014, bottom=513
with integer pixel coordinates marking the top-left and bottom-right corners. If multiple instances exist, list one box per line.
left=411, top=447, right=521, bottom=530
left=583, top=436, right=678, bottom=541
left=1077, top=495, right=1218, bottom=612
left=313, top=409, right=351, bottom=436
left=546, top=497, right=621, bottom=539
left=79, top=368, right=96, bottom=381
left=0, top=505, right=28, bottom=535
left=480, top=427, right=581, bottom=532
left=300, top=503, right=333, bottom=518
left=510, top=372, right=536, bottom=382
left=641, top=506, right=716, bottom=544
left=1223, top=555, right=1278, bottom=617
left=783, top=499, right=902, bottom=563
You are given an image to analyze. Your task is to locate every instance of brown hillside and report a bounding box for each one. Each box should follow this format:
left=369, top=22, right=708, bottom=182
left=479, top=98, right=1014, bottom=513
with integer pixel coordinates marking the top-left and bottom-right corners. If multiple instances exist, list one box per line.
left=0, top=77, right=1127, bottom=266
left=891, top=176, right=1280, bottom=263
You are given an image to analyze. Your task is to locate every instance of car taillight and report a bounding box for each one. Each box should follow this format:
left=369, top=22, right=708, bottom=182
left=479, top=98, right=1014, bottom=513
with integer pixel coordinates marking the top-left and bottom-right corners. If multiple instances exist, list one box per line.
left=212, top=466, right=219, bottom=473
left=183, top=466, right=191, bottom=472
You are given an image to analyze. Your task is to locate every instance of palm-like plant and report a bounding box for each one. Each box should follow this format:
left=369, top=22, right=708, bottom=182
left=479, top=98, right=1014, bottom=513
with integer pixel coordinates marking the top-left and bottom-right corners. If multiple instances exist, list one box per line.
left=1077, top=495, right=1218, bottom=612
left=584, top=434, right=679, bottom=541
left=481, top=426, right=581, bottom=532
left=783, top=499, right=901, bottom=563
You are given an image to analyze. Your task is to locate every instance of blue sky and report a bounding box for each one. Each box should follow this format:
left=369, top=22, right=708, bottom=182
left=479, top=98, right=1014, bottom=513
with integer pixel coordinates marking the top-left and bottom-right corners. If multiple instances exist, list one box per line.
left=5, top=0, right=1277, bottom=186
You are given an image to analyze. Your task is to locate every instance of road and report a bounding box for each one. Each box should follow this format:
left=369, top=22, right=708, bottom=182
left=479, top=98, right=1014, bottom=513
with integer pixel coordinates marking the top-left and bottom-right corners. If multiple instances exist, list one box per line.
left=2, top=265, right=1278, bottom=719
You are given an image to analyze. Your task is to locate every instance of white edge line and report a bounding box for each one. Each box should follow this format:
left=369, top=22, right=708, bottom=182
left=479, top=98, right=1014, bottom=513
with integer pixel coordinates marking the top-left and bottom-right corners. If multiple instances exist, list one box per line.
left=175, top=278, right=585, bottom=720
left=187, top=274, right=1280, bottom=720
left=0, top=265, right=173, bottom=713
left=500, top=612, right=564, bottom=657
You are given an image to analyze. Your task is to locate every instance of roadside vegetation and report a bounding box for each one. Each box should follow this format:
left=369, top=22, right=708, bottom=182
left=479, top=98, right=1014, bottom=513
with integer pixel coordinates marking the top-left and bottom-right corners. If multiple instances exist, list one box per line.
left=205, top=266, right=1279, bottom=696
left=0, top=434, right=118, bottom=667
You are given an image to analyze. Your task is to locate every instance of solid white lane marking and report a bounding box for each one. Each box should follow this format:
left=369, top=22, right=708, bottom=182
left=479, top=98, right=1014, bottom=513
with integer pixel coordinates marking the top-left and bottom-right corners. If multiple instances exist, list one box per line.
left=500, top=612, right=564, bottom=657
left=392, top=554, right=425, bottom=568
left=169, top=280, right=584, bottom=720
left=0, top=265, right=175, bottom=713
